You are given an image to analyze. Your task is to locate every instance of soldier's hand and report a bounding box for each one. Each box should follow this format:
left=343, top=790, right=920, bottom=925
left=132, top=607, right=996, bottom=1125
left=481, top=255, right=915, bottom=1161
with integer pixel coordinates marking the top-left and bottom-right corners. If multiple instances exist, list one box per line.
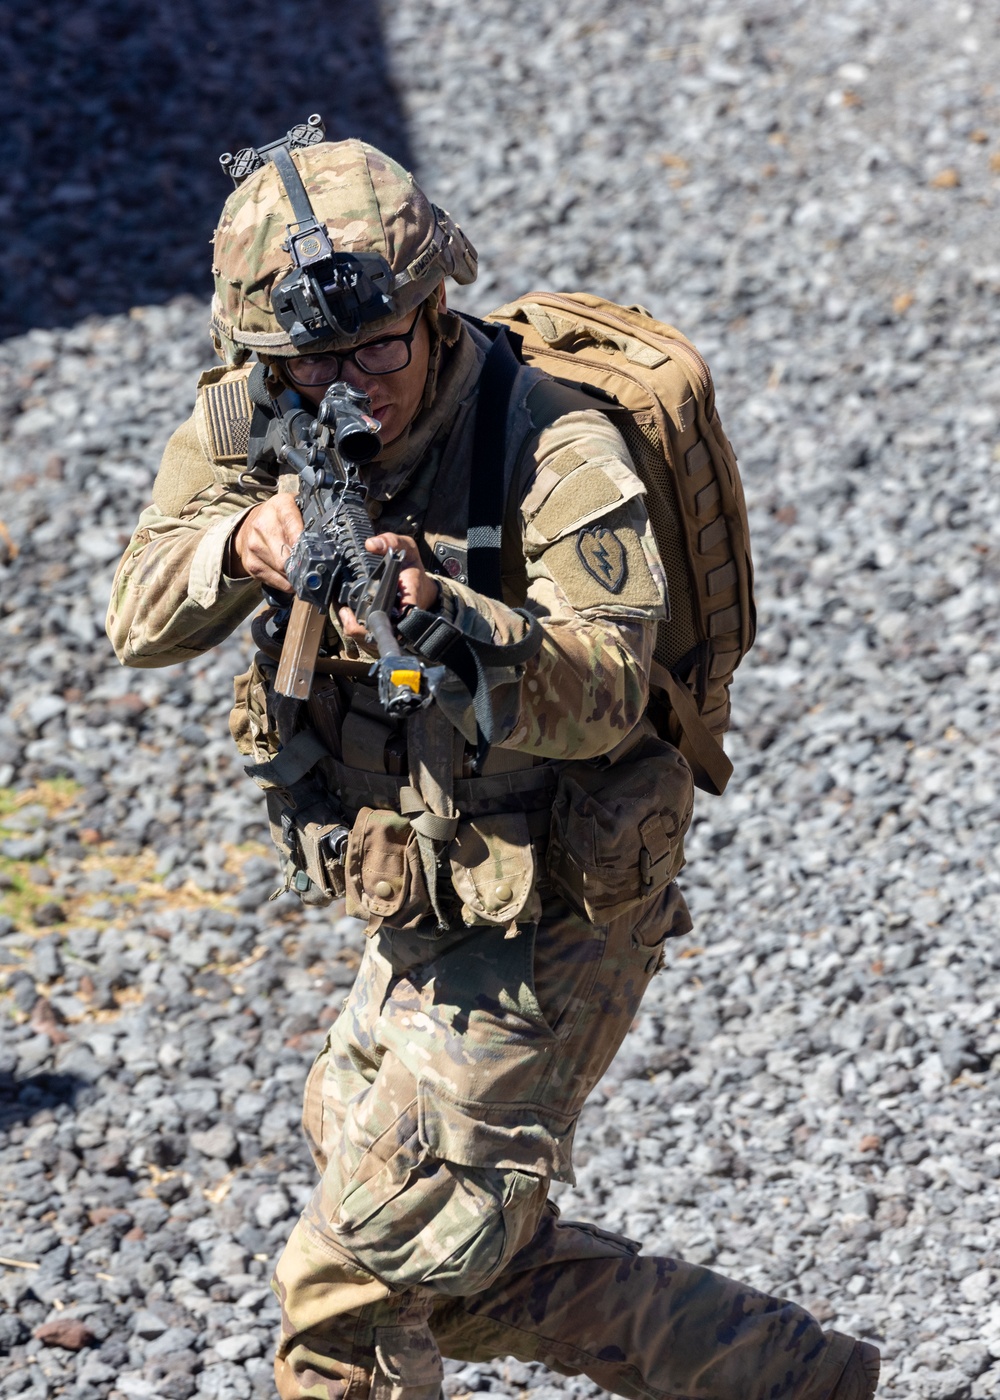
left=338, top=532, right=440, bottom=644
left=231, top=495, right=304, bottom=593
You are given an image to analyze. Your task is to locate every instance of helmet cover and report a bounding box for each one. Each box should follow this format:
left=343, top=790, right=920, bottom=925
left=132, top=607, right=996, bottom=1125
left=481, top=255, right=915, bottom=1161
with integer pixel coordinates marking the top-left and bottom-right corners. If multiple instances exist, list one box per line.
left=210, top=138, right=477, bottom=365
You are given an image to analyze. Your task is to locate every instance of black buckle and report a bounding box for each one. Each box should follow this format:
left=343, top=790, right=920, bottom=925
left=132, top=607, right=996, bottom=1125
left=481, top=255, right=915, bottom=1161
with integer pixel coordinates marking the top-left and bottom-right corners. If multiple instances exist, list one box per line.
left=401, top=611, right=465, bottom=663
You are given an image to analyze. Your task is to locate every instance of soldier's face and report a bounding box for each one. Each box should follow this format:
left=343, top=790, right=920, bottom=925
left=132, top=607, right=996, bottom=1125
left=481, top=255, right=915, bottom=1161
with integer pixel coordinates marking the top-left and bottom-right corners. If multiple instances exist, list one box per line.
left=293, top=308, right=432, bottom=448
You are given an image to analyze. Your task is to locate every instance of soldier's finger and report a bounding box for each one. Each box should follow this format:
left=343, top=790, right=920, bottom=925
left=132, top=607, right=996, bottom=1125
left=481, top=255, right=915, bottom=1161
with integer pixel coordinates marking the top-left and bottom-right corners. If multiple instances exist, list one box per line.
left=338, top=606, right=366, bottom=641
left=366, top=532, right=420, bottom=565
left=259, top=565, right=294, bottom=593
left=398, top=566, right=440, bottom=611
left=233, top=498, right=301, bottom=578
left=270, top=496, right=304, bottom=552
left=244, top=525, right=288, bottom=577
left=246, top=499, right=299, bottom=557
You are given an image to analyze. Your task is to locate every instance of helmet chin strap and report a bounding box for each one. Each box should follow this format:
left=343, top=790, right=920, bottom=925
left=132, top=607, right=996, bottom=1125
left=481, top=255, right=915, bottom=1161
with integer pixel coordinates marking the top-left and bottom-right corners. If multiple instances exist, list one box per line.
left=419, top=284, right=461, bottom=411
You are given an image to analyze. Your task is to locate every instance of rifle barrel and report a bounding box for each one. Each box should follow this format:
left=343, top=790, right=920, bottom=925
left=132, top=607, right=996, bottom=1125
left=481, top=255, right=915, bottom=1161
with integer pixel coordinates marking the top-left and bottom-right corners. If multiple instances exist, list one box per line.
left=366, top=609, right=398, bottom=660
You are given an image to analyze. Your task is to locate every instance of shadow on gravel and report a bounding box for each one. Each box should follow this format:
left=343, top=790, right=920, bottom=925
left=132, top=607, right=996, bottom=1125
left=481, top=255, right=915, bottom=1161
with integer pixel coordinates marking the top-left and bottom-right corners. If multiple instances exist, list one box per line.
left=1, top=0, right=412, bottom=339
left=0, top=1070, right=95, bottom=1131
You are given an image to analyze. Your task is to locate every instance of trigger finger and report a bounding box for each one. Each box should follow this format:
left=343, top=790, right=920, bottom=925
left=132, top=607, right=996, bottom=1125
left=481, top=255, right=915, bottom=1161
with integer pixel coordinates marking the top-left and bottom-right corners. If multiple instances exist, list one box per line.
left=338, top=606, right=364, bottom=638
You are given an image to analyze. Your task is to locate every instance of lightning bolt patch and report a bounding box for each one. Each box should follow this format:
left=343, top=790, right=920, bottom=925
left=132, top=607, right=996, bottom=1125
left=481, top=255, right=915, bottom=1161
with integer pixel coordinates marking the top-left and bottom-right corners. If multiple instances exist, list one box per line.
left=576, top=526, right=627, bottom=592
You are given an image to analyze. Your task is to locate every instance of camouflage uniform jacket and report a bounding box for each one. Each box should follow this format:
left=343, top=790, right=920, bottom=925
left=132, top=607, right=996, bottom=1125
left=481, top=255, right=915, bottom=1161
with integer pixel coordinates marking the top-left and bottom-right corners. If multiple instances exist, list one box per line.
left=108, top=319, right=668, bottom=770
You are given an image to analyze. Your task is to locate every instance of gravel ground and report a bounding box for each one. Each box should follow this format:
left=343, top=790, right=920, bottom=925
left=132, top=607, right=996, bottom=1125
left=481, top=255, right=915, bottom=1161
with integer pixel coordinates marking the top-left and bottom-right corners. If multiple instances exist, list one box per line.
left=0, top=1, right=411, bottom=339
left=2, top=3, right=1000, bottom=1398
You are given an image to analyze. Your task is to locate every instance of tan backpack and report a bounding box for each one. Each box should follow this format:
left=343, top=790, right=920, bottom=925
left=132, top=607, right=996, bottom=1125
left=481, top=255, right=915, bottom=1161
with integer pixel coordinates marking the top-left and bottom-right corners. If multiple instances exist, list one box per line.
left=487, top=292, right=755, bottom=795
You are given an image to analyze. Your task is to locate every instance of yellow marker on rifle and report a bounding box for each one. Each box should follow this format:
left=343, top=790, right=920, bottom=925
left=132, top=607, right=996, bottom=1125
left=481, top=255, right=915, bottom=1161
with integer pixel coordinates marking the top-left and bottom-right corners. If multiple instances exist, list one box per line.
left=390, top=669, right=422, bottom=694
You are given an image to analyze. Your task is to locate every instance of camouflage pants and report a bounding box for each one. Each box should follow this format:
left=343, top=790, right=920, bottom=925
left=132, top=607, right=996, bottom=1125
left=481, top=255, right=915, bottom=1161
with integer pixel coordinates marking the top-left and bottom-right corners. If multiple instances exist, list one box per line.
left=273, top=887, right=862, bottom=1400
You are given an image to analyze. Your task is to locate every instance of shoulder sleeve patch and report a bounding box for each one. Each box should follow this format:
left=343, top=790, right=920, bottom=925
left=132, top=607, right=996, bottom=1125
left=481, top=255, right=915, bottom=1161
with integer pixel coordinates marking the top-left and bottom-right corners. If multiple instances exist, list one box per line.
left=201, top=375, right=253, bottom=464
left=577, top=526, right=628, bottom=592
left=531, top=502, right=666, bottom=616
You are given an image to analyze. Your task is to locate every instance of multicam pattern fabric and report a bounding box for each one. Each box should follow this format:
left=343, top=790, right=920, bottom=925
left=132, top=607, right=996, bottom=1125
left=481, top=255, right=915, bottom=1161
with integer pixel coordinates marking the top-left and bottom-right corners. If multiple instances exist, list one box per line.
left=271, top=888, right=864, bottom=1400
left=211, top=139, right=477, bottom=364
left=107, top=326, right=666, bottom=764
left=110, top=302, right=877, bottom=1400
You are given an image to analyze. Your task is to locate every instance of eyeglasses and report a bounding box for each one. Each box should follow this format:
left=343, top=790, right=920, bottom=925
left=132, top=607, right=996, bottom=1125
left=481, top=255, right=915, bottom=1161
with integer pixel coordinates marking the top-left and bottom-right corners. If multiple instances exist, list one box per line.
left=284, top=309, right=423, bottom=388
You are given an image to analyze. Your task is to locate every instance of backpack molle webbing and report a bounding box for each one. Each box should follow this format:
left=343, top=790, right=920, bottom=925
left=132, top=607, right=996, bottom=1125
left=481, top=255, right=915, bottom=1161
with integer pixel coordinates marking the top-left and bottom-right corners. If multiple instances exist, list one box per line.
left=486, top=292, right=755, bottom=795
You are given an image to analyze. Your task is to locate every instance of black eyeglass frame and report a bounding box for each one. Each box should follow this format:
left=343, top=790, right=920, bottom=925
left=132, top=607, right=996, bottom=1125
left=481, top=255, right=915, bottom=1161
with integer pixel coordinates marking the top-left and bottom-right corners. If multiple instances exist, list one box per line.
left=283, top=308, right=424, bottom=388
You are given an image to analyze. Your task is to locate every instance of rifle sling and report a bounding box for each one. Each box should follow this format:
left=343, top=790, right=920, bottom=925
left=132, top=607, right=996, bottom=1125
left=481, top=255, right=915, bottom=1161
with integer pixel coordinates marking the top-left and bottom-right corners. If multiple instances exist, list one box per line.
left=397, top=606, right=543, bottom=764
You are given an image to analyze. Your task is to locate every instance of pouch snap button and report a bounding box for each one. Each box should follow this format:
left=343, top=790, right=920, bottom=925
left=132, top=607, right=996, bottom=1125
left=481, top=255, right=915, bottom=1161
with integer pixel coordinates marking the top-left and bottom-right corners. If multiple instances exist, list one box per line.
left=373, top=880, right=394, bottom=899
left=494, top=882, right=513, bottom=904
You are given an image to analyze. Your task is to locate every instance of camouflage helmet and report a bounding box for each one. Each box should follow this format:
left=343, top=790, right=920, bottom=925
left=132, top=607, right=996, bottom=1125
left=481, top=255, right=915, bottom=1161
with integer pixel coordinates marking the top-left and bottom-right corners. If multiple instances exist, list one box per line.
left=210, top=137, right=478, bottom=366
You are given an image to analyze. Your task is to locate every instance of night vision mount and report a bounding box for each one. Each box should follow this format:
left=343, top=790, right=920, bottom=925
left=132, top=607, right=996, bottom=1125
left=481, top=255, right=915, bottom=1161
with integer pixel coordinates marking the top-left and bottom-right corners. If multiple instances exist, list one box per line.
left=219, top=115, right=395, bottom=348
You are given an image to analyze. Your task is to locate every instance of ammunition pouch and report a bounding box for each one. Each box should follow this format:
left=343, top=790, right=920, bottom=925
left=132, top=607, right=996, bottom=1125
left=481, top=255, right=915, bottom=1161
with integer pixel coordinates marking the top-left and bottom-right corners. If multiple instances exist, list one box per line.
left=343, top=805, right=541, bottom=934
left=449, top=811, right=540, bottom=928
left=344, top=807, right=430, bottom=928
left=231, top=646, right=557, bottom=916
left=546, top=735, right=694, bottom=923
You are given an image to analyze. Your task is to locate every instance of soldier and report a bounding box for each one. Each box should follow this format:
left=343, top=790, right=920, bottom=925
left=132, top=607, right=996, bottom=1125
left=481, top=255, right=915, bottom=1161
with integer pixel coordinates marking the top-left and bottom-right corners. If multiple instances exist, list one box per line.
left=108, top=137, right=879, bottom=1400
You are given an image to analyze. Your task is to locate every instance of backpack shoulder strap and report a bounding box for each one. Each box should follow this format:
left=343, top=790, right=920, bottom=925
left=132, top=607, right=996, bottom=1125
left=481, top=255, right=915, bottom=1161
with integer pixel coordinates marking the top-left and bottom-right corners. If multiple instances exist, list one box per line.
left=465, top=321, right=523, bottom=599
left=649, top=661, right=733, bottom=796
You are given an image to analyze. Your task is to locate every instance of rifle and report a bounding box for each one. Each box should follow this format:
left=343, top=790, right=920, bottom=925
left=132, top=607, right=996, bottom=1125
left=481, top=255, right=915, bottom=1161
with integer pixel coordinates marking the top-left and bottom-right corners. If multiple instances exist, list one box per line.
left=271, top=381, right=436, bottom=718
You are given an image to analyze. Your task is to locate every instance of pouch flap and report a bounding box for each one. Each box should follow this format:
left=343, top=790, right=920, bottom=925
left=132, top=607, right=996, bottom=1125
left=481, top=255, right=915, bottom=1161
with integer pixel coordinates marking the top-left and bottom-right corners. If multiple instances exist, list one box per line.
left=417, top=1078, right=576, bottom=1181
left=547, top=738, right=694, bottom=922
left=449, top=812, right=537, bottom=926
left=345, top=807, right=427, bottom=923
left=559, top=740, right=692, bottom=868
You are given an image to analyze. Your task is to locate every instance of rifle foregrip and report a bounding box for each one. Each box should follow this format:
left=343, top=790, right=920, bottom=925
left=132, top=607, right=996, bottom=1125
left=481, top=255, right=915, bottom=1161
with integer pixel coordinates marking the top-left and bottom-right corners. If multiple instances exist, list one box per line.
left=275, top=598, right=327, bottom=699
